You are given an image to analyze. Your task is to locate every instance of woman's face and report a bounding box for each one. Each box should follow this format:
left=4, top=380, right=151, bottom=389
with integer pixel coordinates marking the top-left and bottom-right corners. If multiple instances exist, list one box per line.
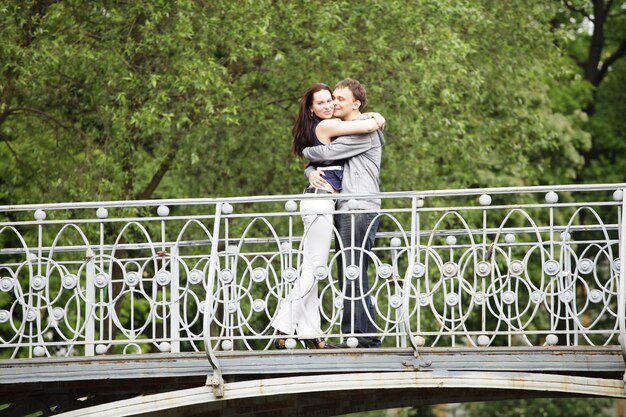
left=309, top=90, right=334, bottom=119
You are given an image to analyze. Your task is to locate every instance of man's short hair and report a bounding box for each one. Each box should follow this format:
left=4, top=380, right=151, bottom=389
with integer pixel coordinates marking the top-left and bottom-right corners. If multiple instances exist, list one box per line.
left=335, top=78, right=367, bottom=111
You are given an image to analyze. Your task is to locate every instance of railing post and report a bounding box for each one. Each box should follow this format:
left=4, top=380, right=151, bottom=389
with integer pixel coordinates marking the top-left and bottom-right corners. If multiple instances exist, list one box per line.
left=204, top=203, right=224, bottom=398
left=170, top=245, right=180, bottom=353
left=85, top=248, right=95, bottom=357
left=617, top=189, right=626, bottom=375
left=405, top=196, right=420, bottom=355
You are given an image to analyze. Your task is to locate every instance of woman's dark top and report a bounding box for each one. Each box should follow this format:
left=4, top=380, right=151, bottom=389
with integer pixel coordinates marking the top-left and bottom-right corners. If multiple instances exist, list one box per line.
left=308, top=117, right=345, bottom=191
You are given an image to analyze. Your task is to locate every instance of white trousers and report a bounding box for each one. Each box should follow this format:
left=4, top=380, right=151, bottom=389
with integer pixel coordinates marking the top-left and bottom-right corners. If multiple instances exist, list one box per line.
left=271, top=198, right=335, bottom=337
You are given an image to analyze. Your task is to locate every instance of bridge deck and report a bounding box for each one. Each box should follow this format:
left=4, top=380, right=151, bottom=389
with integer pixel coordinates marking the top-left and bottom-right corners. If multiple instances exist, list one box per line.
left=1, top=347, right=623, bottom=416
left=1, top=347, right=622, bottom=394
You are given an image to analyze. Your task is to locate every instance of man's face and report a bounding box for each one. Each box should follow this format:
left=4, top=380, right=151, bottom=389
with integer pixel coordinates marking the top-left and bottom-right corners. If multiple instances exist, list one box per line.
left=333, top=87, right=360, bottom=119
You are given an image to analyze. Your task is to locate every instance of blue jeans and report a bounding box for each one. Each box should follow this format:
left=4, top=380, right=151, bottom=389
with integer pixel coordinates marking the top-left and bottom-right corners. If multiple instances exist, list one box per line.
left=334, top=211, right=381, bottom=348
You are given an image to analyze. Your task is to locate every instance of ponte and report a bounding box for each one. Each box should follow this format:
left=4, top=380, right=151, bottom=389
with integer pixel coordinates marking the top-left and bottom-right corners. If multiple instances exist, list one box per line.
left=1, top=184, right=625, bottom=416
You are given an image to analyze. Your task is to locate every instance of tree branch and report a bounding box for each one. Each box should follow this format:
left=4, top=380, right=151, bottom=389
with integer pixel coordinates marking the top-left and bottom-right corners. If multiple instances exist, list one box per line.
left=136, top=138, right=181, bottom=200
left=584, top=0, right=610, bottom=85
left=0, top=109, right=12, bottom=126
left=564, top=0, right=593, bottom=21
left=606, top=0, right=615, bottom=12
left=1, top=134, right=47, bottom=190
left=12, top=107, right=87, bottom=138
left=597, top=35, right=626, bottom=83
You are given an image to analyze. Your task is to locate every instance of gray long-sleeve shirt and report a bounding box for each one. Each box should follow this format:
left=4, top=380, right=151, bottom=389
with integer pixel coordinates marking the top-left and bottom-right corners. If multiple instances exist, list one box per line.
left=303, top=122, right=384, bottom=210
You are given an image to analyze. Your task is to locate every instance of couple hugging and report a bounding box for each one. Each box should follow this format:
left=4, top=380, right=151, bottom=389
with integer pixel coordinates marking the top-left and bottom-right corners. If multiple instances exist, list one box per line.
left=273, top=78, right=385, bottom=350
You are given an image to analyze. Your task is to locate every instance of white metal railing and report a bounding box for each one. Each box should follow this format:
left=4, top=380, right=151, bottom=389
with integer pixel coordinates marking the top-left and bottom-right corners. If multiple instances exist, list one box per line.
left=0, top=184, right=624, bottom=360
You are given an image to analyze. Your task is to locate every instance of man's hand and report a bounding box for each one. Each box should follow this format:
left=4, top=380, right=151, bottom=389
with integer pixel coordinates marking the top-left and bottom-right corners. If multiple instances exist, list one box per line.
left=308, top=170, right=330, bottom=188
left=367, top=112, right=385, bottom=130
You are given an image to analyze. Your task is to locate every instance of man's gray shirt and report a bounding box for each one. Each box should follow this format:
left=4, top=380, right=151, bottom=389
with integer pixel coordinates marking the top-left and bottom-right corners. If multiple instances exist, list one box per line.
left=303, top=120, right=384, bottom=211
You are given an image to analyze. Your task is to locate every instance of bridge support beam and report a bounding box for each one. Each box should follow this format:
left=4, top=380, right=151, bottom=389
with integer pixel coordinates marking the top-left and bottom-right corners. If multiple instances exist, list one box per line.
left=55, top=371, right=626, bottom=417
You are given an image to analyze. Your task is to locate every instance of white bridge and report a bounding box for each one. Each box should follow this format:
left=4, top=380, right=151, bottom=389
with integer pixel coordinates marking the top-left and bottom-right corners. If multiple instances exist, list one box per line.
left=1, top=184, right=625, bottom=416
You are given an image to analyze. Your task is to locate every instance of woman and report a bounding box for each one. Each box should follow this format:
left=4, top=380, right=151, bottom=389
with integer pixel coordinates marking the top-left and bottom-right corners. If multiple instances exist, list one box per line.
left=271, top=83, right=384, bottom=349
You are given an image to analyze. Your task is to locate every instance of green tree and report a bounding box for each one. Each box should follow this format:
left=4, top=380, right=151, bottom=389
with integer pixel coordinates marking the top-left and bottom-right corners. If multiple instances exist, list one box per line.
left=553, top=1, right=626, bottom=184
left=1, top=0, right=588, bottom=207
left=467, top=397, right=613, bottom=417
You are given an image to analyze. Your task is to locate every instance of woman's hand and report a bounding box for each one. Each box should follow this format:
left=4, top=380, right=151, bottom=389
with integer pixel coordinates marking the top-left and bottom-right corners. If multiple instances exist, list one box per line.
left=308, top=170, right=330, bottom=189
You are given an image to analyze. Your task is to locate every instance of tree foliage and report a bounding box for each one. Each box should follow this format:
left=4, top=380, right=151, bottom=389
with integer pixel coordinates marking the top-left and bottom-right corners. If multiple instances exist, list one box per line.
left=1, top=0, right=588, bottom=206
left=553, top=0, right=626, bottom=184
left=467, top=397, right=613, bottom=417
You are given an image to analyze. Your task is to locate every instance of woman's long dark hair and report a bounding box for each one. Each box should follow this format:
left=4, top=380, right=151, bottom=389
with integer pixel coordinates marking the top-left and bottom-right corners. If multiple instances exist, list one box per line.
left=292, top=83, right=332, bottom=158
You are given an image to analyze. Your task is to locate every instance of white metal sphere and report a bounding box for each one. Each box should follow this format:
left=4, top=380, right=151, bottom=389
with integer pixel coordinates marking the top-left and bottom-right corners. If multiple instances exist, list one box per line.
left=221, top=203, right=234, bottom=214
left=504, top=233, right=516, bottom=244
left=346, top=337, right=359, bottom=348
left=475, top=261, right=490, bottom=277
left=62, top=274, right=78, bottom=289
left=412, top=263, right=425, bottom=278
left=221, top=340, right=233, bottom=351
left=314, top=265, right=328, bottom=280
left=285, top=200, right=298, bottom=212
left=543, top=260, right=561, bottom=276
left=31, top=275, right=46, bottom=291
left=478, top=194, right=492, bottom=206
left=390, top=295, right=402, bottom=308
left=347, top=199, right=359, bottom=210
left=613, top=190, right=624, bottom=201
left=560, top=232, right=571, bottom=241
left=0, top=277, right=14, bottom=292
left=285, top=338, right=297, bottom=349
left=125, top=271, right=140, bottom=287
left=95, top=344, right=108, bottom=354
left=25, top=309, right=37, bottom=322
left=280, top=242, right=291, bottom=252
left=589, top=289, right=603, bottom=304
left=545, top=334, right=558, bottom=346
left=445, top=235, right=457, bottom=246
left=155, top=270, right=171, bottom=286
left=377, top=264, right=393, bottom=279
left=530, top=290, right=544, bottom=304
left=345, top=265, right=360, bottom=281
left=251, top=267, right=266, bottom=283
left=502, top=290, right=516, bottom=305
left=52, top=307, right=65, bottom=321
left=282, top=267, right=297, bottom=283
left=94, top=273, right=109, bottom=288
left=96, top=207, right=108, bottom=219
left=416, top=198, right=425, bottom=208
left=390, top=237, right=401, bottom=248
left=445, top=293, right=459, bottom=306
left=473, top=292, right=485, bottom=305
left=545, top=191, right=558, bottom=204
left=159, top=342, right=171, bottom=352
left=33, top=346, right=46, bottom=357
left=577, top=258, right=594, bottom=275
left=157, top=205, right=170, bottom=217
left=413, top=335, right=426, bottom=347
left=252, top=299, right=265, bottom=312
left=34, top=210, right=46, bottom=221
left=187, top=269, right=203, bottom=285
left=0, top=310, right=9, bottom=323
left=477, top=335, right=490, bottom=347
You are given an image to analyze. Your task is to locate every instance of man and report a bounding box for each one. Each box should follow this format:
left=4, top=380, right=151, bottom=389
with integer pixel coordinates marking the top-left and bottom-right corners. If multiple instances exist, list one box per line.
left=303, top=78, right=384, bottom=348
